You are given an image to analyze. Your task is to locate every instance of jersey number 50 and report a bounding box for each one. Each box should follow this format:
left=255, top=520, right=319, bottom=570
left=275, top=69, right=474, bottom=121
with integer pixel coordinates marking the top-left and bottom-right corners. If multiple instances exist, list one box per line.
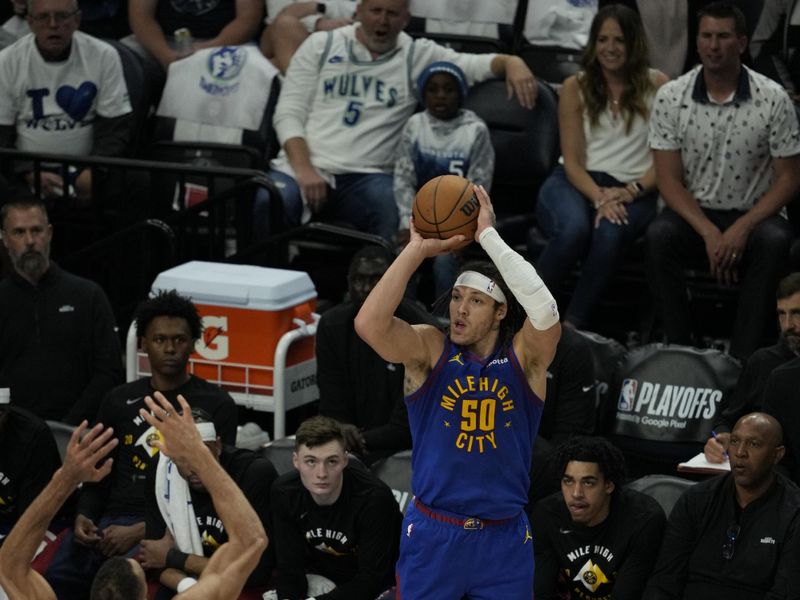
left=461, top=399, right=496, bottom=432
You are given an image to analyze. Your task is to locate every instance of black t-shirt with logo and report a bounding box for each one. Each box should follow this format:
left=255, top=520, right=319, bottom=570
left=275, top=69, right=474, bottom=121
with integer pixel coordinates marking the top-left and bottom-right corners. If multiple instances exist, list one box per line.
left=77, top=375, right=237, bottom=520
left=271, top=464, right=402, bottom=600
left=531, top=488, right=666, bottom=600
left=145, top=445, right=278, bottom=584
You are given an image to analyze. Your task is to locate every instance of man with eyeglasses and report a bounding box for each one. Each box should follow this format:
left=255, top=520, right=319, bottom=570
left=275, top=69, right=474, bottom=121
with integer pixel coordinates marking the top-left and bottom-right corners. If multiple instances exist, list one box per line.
left=645, top=412, right=800, bottom=600
left=43, top=290, right=237, bottom=600
left=0, top=0, right=133, bottom=204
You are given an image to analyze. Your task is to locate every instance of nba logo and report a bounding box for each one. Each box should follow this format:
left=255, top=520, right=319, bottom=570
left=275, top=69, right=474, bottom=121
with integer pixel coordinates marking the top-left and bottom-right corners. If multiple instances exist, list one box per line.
left=618, top=379, right=637, bottom=411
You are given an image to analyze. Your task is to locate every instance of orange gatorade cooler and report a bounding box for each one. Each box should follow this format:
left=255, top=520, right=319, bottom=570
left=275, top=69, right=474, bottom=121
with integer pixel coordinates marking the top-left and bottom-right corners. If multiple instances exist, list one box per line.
left=131, top=261, right=318, bottom=437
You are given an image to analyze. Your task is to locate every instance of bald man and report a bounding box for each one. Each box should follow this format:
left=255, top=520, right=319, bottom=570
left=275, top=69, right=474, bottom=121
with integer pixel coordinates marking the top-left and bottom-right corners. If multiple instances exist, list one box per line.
left=645, top=413, right=800, bottom=600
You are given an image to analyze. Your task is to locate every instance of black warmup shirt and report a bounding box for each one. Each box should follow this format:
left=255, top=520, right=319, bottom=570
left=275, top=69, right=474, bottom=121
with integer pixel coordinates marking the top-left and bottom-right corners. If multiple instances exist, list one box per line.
left=0, top=265, right=123, bottom=423
left=531, top=488, right=666, bottom=600
left=270, top=464, right=402, bottom=600
left=645, top=473, right=800, bottom=599
left=77, top=375, right=237, bottom=520
left=145, top=445, right=278, bottom=585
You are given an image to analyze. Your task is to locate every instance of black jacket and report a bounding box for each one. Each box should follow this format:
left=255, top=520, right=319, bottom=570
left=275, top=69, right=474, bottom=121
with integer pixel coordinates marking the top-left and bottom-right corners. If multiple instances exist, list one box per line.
left=645, top=473, right=800, bottom=599
left=0, top=264, right=123, bottom=423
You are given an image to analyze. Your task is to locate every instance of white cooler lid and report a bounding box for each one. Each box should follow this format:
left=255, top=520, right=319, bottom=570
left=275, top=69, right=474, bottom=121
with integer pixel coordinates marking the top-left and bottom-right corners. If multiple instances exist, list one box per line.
left=152, top=261, right=316, bottom=310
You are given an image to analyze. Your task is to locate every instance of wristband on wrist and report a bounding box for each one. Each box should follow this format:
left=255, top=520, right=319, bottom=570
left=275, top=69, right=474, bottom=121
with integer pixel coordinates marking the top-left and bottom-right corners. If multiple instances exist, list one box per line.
left=165, top=548, right=189, bottom=571
left=176, top=577, right=198, bottom=593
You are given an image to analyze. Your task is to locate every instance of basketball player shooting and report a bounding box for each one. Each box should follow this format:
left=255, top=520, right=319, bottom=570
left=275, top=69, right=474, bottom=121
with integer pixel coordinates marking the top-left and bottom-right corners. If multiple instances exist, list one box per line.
left=355, top=185, right=561, bottom=599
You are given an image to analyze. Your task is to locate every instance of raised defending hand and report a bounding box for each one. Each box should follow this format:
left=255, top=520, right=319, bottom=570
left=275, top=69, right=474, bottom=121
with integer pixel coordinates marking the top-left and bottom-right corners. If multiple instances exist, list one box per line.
left=61, top=421, right=118, bottom=487
left=474, top=184, right=496, bottom=241
left=140, top=393, right=205, bottom=473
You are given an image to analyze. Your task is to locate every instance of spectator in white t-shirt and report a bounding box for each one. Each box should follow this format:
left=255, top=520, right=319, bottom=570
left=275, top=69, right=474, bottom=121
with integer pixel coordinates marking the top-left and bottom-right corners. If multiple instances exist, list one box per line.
left=0, top=0, right=132, bottom=205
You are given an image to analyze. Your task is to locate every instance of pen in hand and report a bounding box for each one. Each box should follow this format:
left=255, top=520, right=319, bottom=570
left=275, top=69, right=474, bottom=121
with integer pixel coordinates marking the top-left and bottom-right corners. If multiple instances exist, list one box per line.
left=711, top=430, right=729, bottom=460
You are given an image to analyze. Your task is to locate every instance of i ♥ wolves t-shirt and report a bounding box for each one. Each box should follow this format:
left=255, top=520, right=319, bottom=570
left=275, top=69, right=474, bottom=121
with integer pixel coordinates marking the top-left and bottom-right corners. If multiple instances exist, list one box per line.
left=0, top=31, right=131, bottom=156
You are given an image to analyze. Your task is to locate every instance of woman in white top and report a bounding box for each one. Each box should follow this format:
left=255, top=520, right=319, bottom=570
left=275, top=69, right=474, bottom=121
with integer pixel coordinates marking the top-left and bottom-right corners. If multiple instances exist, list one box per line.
left=532, top=4, right=668, bottom=329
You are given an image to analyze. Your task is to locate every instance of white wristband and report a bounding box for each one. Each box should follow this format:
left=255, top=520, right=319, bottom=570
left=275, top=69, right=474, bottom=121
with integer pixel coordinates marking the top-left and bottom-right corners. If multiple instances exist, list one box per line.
left=478, top=227, right=559, bottom=330
left=177, top=577, right=198, bottom=593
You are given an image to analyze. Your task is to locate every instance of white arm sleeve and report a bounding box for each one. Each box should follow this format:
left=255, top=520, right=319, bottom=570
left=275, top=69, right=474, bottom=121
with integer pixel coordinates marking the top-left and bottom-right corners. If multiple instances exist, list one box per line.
left=478, top=227, right=559, bottom=330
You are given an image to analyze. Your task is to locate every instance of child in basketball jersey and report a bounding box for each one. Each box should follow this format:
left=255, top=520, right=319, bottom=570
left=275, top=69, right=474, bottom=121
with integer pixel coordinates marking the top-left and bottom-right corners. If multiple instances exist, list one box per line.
left=394, top=61, right=494, bottom=298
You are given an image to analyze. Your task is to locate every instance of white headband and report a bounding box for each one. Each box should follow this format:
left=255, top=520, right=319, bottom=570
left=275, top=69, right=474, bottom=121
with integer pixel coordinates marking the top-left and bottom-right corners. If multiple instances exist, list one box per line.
left=454, top=271, right=507, bottom=304
left=196, top=422, right=217, bottom=442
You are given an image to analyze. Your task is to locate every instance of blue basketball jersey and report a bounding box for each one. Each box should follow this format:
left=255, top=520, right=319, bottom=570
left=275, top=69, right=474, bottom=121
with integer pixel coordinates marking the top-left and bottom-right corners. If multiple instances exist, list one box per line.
left=406, top=338, right=544, bottom=519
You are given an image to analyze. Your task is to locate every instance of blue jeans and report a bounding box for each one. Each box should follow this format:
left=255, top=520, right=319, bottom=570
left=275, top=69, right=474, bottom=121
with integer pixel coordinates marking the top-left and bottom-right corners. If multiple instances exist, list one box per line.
left=534, top=166, right=656, bottom=328
left=253, top=169, right=398, bottom=242
left=45, top=514, right=142, bottom=600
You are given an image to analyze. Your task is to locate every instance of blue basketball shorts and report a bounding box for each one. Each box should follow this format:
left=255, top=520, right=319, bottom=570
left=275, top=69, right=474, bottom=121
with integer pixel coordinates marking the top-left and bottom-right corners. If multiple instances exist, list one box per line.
left=396, top=500, right=534, bottom=600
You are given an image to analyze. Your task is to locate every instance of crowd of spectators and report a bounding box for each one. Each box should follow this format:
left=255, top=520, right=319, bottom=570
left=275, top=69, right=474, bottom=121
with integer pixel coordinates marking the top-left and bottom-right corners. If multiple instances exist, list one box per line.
left=2, top=0, right=800, bottom=598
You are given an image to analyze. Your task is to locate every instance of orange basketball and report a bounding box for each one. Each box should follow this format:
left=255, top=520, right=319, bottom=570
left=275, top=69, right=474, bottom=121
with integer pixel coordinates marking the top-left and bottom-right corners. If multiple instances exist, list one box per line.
left=412, top=175, right=479, bottom=240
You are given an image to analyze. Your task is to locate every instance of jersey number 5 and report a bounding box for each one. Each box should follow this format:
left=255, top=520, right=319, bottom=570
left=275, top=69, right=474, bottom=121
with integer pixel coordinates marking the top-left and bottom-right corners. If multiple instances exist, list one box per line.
left=343, top=100, right=363, bottom=126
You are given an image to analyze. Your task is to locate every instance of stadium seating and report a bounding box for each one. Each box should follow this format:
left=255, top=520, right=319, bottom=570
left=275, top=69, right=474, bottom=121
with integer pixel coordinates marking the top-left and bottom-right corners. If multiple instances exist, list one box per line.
left=603, top=343, right=741, bottom=478
left=463, top=79, right=559, bottom=244
left=627, top=474, right=696, bottom=518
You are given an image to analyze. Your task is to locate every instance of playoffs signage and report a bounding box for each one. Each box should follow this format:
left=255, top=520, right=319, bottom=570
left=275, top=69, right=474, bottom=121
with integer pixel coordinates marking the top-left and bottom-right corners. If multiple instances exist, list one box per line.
left=612, top=345, right=740, bottom=443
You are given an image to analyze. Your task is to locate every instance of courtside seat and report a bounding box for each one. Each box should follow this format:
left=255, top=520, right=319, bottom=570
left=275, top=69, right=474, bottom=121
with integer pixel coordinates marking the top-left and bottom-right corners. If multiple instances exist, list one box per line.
left=371, top=450, right=414, bottom=514
left=574, top=329, right=626, bottom=431
left=604, top=343, right=741, bottom=478
left=518, top=44, right=582, bottom=84
left=103, top=38, right=152, bottom=156
left=257, top=436, right=296, bottom=475
left=627, top=474, right=696, bottom=518
left=463, top=79, right=559, bottom=245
